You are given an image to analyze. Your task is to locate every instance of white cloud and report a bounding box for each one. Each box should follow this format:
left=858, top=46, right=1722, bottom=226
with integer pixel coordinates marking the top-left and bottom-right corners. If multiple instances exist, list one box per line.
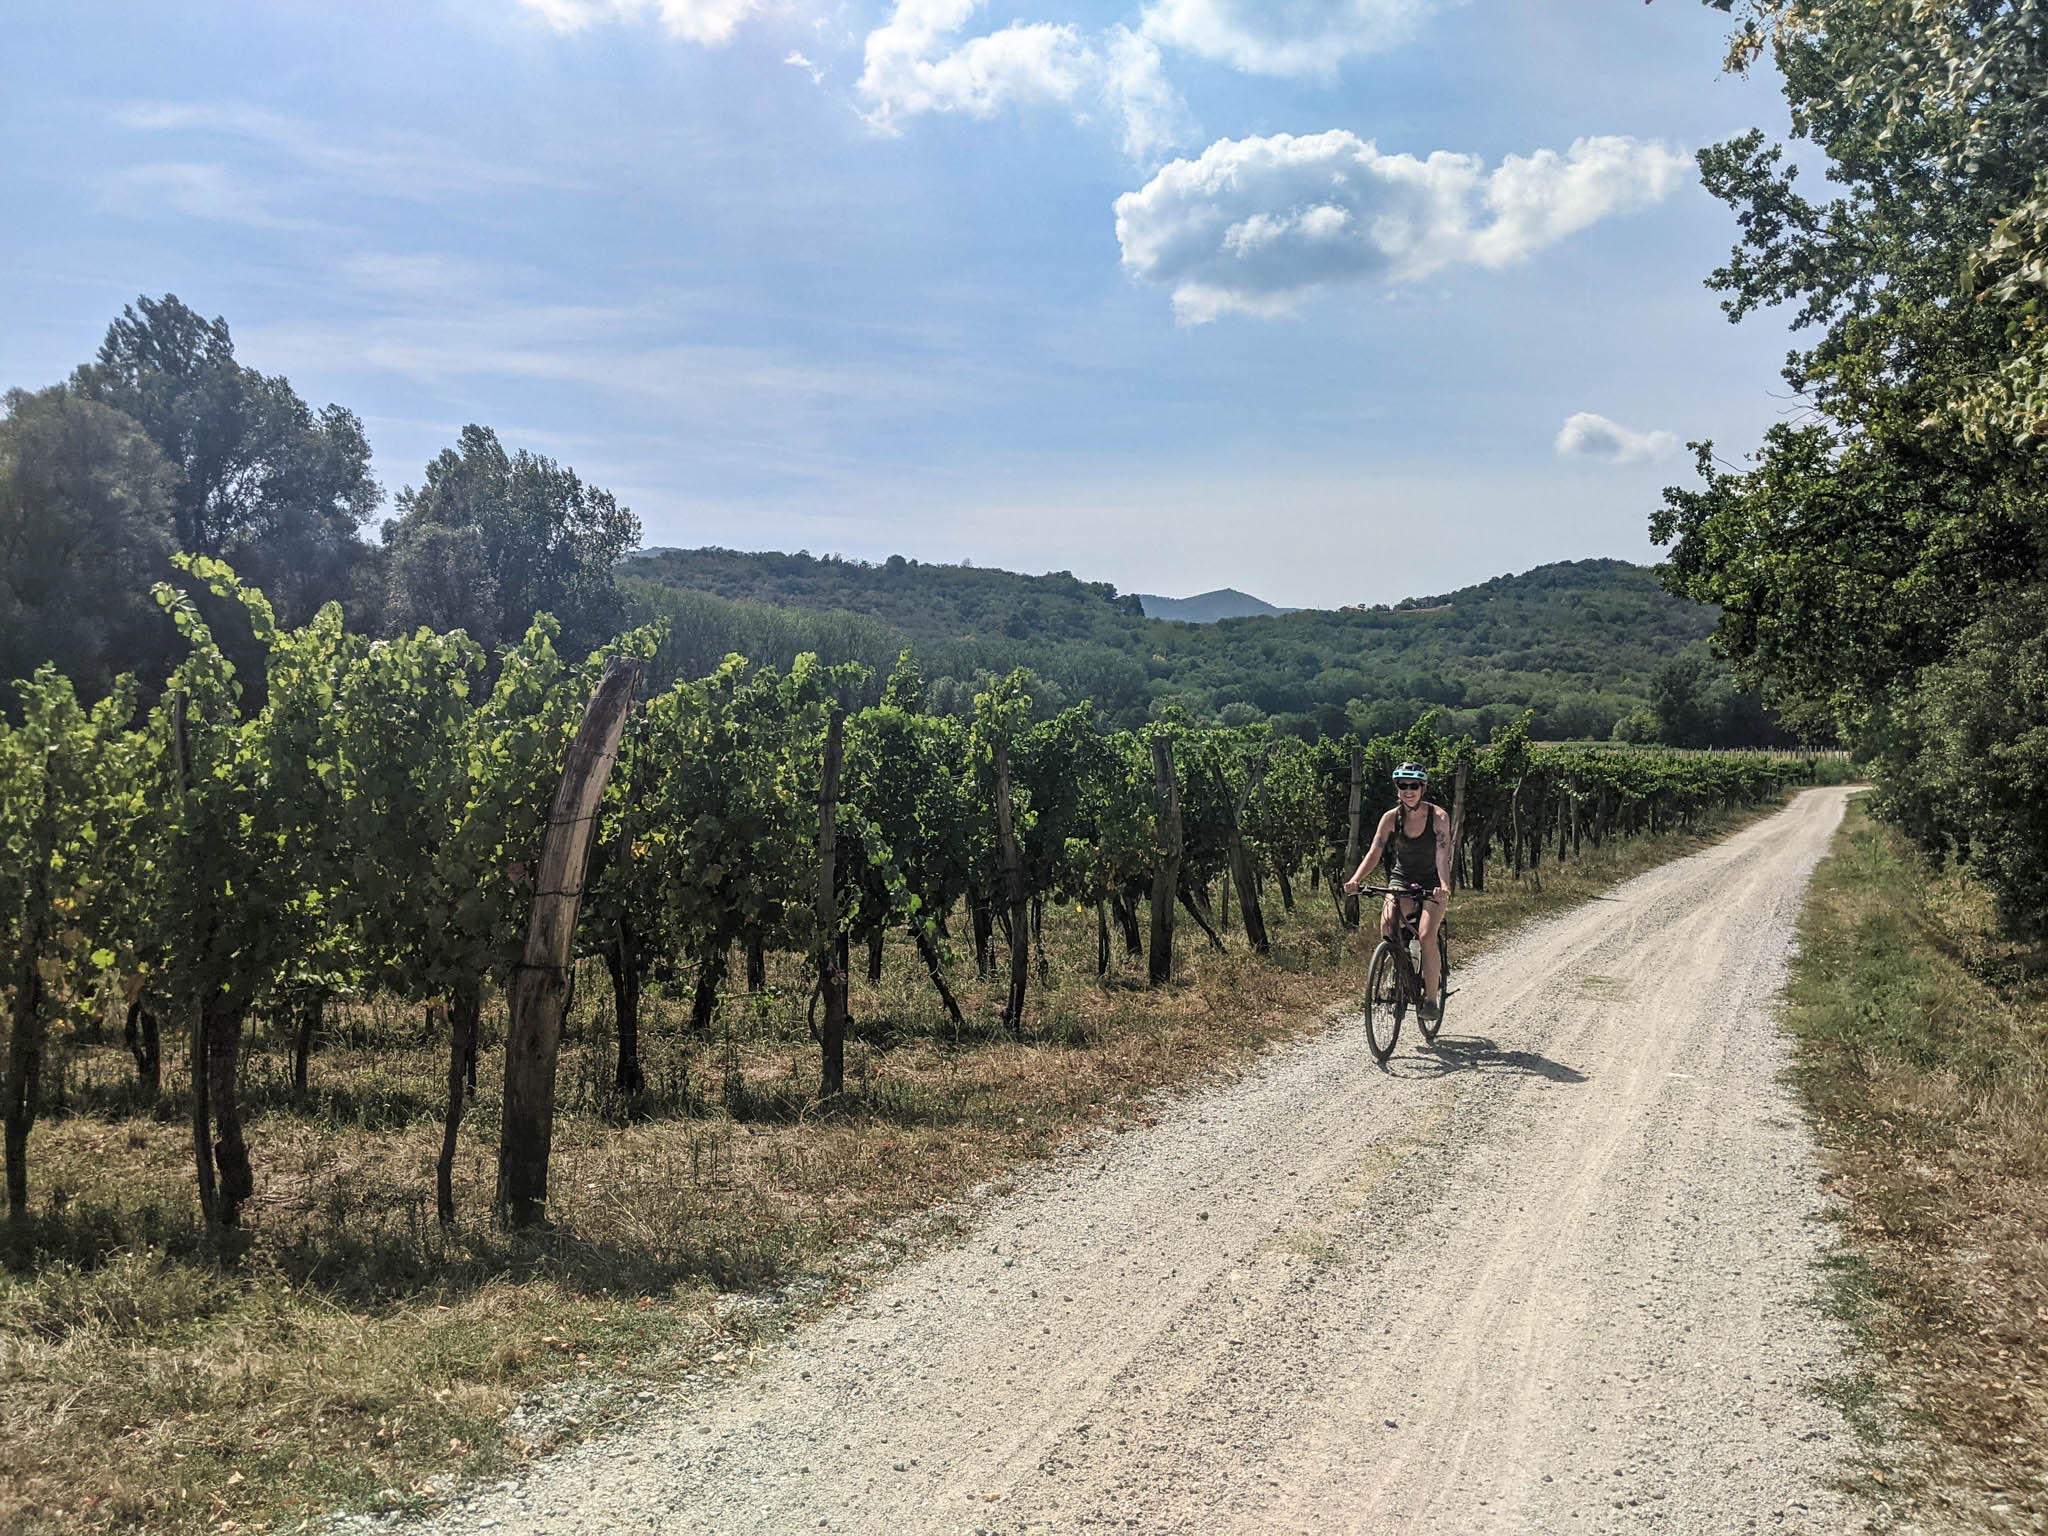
left=857, top=0, right=1195, bottom=163
left=1139, top=0, right=1435, bottom=78
left=515, top=0, right=765, bottom=46
left=1554, top=412, right=1680, bottom=463
left=1113, top=131, right=1688, bottom=322
left=786, top=49, right=828, bottom=84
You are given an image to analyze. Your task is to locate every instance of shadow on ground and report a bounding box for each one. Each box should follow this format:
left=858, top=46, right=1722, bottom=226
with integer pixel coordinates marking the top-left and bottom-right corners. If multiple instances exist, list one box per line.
left=1389, top=1034, right=1589, bottom=1084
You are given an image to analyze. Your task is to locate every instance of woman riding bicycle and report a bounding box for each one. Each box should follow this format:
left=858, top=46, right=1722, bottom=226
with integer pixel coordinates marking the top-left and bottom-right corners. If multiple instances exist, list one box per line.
left=1343, top=761, right=1452, bottom=1021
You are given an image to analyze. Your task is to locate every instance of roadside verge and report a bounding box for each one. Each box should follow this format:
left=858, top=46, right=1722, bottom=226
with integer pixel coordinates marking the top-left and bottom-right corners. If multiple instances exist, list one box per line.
left=1784, top=794, right=2048, bottom=1528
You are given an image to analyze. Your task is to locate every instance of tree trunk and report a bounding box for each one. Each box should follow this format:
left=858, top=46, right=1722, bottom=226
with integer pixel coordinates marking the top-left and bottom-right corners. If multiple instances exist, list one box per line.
left=205, top=996, right=253, bottom=1229
left=4, top=885, right=48, bottom=1223
left=1219, top=864, right=1233, bottom=933
left=291, top=993, right=323, bottom=1102
left=438, top=980, right=481, bottom=1226
left=866, top=929, right=885, bottom=985
left=1114, top=884, right=1143, bottom=957
left=1343, top=745, right=1364, bottom=930
left=969, top=888, right=994, bottom=978
left=993, top=739, right=1029, bottom=1034
left=1030, top=895, right=1047, bottom=980
left=690, top=949, right=726, bottom=1034
left=496, top=656, right=640, bottom=1229
left=188, top=997, right=217, bottom=1230
left=745, top=928, right=766, bottom=991
left=124, top=998, right=161, bottom=1097
left=1275, top=863, right=1295, bottom=913
left=1096, top=901, right=1111, bottom=977
left=913, top=926, right=965, bottom=1029
left=818, top=709, right=848, bottom=1096
left=1178, top=884, right=1227, bottom=951
left=1148, top=735, right=1181, bottom=986
left=608, top=919, right=644, bottom=1098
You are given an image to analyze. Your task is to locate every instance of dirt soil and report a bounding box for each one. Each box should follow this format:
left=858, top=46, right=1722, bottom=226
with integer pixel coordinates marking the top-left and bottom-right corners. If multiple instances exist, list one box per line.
left=403, top=787, right=1865, bottom=1535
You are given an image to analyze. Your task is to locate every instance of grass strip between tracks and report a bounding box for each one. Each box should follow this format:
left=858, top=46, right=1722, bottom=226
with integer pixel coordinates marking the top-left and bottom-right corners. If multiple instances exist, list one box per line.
left=1786, top=795, right=2048, bottom=1526
left=4, top=797, right=1789, bottom=1536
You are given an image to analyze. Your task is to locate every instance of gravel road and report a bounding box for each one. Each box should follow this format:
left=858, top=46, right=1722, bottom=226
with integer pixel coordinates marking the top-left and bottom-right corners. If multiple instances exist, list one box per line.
left=416, top=786, right=1864, bottom=1535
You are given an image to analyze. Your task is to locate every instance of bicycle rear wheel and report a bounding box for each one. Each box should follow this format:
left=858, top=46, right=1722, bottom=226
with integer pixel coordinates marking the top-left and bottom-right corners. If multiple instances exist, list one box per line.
left=1364, top=941, right=1402, bottom=1063
left=1418, top=930, right=1449, bottom=1041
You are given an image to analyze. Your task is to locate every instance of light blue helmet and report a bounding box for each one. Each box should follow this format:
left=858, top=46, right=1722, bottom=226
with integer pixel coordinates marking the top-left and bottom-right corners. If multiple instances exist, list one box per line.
left=1392, top=761, right=1429, bottom=784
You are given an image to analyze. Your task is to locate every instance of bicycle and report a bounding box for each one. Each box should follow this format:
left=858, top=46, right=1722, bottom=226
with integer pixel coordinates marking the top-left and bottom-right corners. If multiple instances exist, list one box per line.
left=1357, top=882, right=1451, bottom=1064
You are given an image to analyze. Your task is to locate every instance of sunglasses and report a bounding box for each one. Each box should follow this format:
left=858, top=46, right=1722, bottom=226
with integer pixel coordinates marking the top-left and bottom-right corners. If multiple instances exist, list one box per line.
left=1394, top=782, right=1426, bottom=792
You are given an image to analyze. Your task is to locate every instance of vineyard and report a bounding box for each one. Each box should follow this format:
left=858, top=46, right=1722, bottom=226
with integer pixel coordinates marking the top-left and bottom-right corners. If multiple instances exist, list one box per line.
left=0, top=557, right=1823, bottom=1243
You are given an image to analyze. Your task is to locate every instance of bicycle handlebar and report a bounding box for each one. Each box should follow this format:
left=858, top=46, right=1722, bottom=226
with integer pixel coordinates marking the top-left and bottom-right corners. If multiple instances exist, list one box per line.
left=1355, top=883, right=1443, bottom=899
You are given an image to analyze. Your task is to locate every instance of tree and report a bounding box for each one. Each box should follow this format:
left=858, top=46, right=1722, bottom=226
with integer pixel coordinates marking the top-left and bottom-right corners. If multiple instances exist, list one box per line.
left=1655, top=0, right=2048, bottom=922
left=383, top=425, right=641, bottom=660
left=71, top=295, right=380, bottom=627
left=0, top=387, right=176, bottom=709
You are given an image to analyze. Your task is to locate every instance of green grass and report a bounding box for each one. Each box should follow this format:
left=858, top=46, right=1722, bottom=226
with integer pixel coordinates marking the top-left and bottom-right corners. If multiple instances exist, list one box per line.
left=1784, top=796, right=2048, bottom=1527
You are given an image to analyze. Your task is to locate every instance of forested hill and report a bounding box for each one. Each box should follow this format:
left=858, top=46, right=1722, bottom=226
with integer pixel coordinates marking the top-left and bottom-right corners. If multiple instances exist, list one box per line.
left=624, top=550, right=1775, bottom=747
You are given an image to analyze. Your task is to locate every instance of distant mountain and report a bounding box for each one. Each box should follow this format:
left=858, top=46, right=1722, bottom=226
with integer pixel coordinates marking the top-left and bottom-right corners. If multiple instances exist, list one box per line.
left=1137, top=589, right=1296, bottom=623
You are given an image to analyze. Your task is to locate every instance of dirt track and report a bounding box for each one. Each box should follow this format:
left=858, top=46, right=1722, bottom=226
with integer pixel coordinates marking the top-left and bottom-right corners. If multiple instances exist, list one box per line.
left=416, top=786, right=1863, bottom=1535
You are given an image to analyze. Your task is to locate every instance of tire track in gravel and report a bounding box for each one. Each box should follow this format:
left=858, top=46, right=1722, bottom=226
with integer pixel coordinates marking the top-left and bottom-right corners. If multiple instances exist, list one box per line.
left=412, top=786, right=1863, bottom=1536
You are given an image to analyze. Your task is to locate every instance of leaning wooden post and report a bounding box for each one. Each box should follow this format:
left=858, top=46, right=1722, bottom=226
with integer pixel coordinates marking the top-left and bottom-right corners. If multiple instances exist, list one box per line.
left=1342, top=744, right=1364, bottom=930
left=992, top=738, right=1029, bottom=1033
left=1148, top=734, right=1181, bottom=985
left=495, top=657, right=640, bottom=1229
left=1212, top=755, right=1270, bottom=955
left=817, top=708, right=848, bottom=1095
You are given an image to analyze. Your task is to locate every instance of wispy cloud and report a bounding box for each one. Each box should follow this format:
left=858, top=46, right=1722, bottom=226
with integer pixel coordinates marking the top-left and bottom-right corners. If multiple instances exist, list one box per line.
left=1115, top=131, right=1687, bottom=321
left=1554, top=411, right=1680, bottom=463
left=857, top=0, right=1196, bottom=164
left=112, top=100, right=576, bottom=202
left=513, top=0, right=769, bottom=47
left=97, top=160, right=328, bottom=231
left=1139, top=0, right=1438, bottom=79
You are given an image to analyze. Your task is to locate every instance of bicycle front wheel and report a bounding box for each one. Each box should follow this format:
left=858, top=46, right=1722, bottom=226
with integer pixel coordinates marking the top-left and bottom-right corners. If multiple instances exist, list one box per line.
left=1365, top=941, right=1402, bottom=1063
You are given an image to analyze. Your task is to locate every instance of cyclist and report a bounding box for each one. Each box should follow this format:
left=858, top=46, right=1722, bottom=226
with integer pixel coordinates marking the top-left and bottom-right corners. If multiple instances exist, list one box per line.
left=1343, top=762, right=1452, bottom=1021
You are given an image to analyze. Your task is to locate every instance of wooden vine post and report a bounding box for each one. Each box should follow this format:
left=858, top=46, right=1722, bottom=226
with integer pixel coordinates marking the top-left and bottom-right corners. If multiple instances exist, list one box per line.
left=1342, top=744, right=1364, bottom=929
left=1447, top=760, right=1470, bottom=892
left=1214, top=751, right=1271, bottom=955
left=495, top=656, right=641, bottom=1229
left=1148, top=734, right=1181, bottom=985
left=817, top=708, right=848, bottom=1096
left=992, top=738, right=1029, bottom=1033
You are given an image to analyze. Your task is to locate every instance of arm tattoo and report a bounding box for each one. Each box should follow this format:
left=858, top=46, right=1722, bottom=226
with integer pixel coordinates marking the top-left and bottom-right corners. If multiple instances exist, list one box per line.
left=1434, top=806, right=1453, bottom=892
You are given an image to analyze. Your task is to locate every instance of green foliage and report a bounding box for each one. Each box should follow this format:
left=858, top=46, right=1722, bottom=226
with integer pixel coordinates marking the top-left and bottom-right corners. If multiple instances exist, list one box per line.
left=1660, top=0, right=2048, bottom=927
left=627, top=551, right=1775, bottom=745
left=71, top=295, right=380, bottom=627
left=0, top=388, right=176, bottom=712
left=383, top=425, right=642, bottom=662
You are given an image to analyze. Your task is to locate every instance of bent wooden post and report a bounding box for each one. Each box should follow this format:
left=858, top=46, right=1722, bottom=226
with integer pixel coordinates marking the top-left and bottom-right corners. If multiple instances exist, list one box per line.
left=495, top=656, right=640, bottom=1228
left=1148, top=734, right=1181, bottom=985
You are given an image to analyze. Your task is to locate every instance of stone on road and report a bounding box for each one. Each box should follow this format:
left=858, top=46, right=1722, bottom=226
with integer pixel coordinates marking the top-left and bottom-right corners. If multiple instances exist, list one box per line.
left=417, top=787, right=1862, bottom=1535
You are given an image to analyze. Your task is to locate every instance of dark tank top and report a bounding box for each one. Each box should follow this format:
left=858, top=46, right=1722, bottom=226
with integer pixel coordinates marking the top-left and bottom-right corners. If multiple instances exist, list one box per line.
left=1389, top=803, right=1440, bottom=889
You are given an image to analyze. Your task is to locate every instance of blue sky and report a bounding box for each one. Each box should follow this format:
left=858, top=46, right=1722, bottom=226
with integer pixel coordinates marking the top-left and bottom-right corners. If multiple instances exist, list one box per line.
left=1, top=0, right=1804, bottom=609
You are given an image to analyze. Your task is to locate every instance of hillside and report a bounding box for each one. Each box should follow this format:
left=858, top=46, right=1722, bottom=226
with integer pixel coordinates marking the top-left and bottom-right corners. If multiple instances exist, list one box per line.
left=1137, top=588, right=1294, bottom=623
left=624, top=550, right=1773, bottom=745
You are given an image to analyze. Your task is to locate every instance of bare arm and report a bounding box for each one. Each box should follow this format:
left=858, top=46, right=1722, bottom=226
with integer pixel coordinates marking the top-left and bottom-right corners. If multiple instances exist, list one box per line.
left=1345, top=810, right=1396, bottom=892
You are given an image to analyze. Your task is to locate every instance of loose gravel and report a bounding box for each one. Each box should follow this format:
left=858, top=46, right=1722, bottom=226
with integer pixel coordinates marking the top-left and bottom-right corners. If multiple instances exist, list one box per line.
left=390, top=787, right=1864, bottom=1535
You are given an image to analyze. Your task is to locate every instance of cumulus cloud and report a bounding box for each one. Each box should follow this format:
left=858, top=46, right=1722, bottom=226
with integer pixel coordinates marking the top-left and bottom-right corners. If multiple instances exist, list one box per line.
left=1140, top=0, right=1435, bottom=78
left=1113, top=131, right=1688, bottom=321
left=1554, top=412, right=1680, bottom=463
left=516, top=0, right=764, bottom=47
left=857, top=0, right=1195, bottom=163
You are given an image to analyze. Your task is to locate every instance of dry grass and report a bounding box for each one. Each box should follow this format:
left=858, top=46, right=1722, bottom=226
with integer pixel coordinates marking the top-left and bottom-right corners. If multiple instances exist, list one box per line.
left=1, top=799, right=1783, bottom=1535
left=1786, top=797, right=2048, bottom=1529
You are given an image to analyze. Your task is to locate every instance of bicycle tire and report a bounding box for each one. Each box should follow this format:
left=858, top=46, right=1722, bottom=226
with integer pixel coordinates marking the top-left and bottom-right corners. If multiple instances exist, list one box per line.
left=1364, top=941, right=1402, bottom=1063
left=1418, top=928, right=1448, bottom=1041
